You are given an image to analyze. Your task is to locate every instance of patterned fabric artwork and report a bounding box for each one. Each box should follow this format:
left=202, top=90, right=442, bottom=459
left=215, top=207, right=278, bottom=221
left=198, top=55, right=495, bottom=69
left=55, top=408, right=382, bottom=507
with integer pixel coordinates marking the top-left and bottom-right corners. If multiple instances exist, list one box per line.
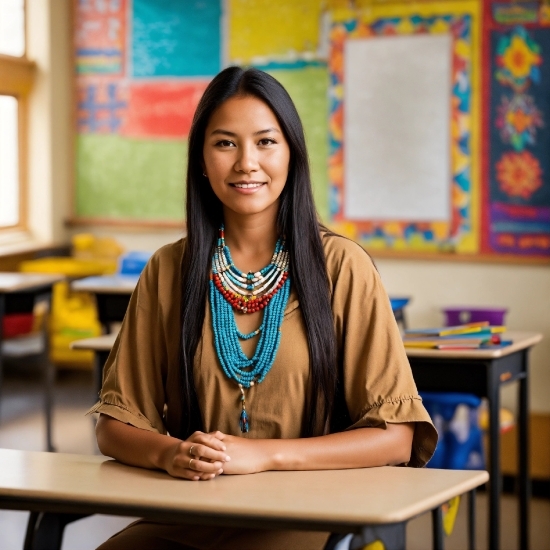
left=328, top=3, right=481, bottom=254
left=485, top=5, right=550, bottom=257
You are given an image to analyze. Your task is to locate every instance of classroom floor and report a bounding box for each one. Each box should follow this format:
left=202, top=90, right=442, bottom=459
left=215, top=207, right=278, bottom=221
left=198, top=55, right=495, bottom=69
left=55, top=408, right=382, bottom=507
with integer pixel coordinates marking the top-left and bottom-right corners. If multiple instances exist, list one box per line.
left=0, top=365, right=548, bottom=550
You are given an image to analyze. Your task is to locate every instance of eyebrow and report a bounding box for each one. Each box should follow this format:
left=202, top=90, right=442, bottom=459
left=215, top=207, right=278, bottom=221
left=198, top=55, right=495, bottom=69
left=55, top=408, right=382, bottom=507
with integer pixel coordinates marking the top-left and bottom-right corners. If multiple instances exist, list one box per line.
left=210, top=127, right=281, bottom=137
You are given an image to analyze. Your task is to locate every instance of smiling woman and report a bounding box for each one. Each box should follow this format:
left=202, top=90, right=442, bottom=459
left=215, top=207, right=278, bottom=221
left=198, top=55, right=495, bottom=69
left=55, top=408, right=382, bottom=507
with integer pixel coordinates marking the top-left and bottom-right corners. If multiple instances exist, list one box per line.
left=91, top=67, right=437, bottom=550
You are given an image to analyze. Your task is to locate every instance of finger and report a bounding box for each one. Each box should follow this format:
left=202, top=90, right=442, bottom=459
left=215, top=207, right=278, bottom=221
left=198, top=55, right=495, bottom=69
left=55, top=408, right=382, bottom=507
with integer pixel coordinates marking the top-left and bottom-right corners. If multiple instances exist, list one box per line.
left=198, top=467, right=224, bottom=481
left=181, top=457, right=225, bottom=474
left=208, top=430, right=226, bottom=441
left=194, top=433, right=227, bottom=452
left=190, top=443, right=230, bottom=463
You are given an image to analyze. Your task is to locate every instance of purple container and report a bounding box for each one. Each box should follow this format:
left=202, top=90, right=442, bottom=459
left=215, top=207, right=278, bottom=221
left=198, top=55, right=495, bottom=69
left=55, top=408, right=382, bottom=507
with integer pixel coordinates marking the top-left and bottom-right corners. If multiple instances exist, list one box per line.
left=443, top=307, right=508, bottom=326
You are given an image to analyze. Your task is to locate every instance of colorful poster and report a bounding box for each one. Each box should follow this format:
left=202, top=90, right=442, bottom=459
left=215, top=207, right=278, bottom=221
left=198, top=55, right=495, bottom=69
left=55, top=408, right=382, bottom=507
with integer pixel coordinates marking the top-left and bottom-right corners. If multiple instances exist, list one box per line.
left=328, top=1, right=481, bottom=254
left=75, top=0, right=126, bottom=75
left=484, top=4, right=550, bottom=257
left=74, top=0, right=221, bottom=223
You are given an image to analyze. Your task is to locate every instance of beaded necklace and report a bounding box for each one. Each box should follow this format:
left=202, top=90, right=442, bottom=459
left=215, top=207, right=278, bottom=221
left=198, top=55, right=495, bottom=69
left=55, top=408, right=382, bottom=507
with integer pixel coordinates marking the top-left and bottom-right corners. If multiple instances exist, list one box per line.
left=210, top=226, right=291, bottom=432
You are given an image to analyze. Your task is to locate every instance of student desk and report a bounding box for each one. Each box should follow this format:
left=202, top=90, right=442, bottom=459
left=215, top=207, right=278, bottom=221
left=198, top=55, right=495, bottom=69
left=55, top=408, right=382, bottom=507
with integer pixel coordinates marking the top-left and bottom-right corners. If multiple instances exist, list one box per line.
left=71, top=276, right=137, bottom=333
left=406, top=331, right=542, bottom=550
left=0, top=273, right=64, bottom=452
left=0, top=448, right=488, bottom=550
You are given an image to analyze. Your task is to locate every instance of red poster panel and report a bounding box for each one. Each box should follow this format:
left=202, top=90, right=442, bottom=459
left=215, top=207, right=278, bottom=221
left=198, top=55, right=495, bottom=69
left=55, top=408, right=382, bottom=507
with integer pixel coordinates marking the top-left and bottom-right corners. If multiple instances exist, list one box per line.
left=120, top=81, right=210, bottom=139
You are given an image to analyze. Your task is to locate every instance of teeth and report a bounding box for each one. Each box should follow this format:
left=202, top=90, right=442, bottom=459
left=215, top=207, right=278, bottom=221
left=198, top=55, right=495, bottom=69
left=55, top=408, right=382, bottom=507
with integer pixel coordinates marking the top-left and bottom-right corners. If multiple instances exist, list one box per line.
left=234, top=182, right=263, bottom=188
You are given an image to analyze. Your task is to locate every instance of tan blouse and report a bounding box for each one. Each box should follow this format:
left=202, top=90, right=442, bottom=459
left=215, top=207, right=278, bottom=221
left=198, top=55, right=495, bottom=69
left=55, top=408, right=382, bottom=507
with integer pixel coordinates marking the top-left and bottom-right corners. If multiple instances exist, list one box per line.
left=89, top=233, right=437, bottom=550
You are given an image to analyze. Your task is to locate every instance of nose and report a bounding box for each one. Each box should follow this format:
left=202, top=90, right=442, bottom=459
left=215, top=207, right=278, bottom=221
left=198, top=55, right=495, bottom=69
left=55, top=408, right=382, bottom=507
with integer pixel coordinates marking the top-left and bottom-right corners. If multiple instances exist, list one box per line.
left=234, top=143, right=259, bottom=174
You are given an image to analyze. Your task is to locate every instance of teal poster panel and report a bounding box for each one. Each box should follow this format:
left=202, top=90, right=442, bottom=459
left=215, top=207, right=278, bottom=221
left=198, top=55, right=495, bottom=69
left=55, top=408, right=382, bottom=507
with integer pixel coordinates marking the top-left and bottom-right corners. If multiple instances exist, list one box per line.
left=132, top=0, right=221, bottom=77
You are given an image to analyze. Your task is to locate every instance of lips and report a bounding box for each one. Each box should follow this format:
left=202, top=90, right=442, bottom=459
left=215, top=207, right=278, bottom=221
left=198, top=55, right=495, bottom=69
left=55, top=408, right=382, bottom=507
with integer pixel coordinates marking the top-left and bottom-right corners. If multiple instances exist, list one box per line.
left=230, top=181, right=266, bottom=189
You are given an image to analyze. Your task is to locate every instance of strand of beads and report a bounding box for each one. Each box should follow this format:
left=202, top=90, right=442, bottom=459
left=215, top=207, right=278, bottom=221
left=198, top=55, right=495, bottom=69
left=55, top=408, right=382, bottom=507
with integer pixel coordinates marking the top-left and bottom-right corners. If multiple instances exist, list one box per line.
left=212, top=225, right=289, bottom=314
left=209, top=274, right=290, bottom=388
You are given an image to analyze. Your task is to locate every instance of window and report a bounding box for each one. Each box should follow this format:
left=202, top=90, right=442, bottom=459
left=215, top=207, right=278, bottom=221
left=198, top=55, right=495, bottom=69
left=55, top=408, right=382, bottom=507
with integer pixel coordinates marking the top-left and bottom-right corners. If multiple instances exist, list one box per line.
left=0, top=0, right=34, bottom=232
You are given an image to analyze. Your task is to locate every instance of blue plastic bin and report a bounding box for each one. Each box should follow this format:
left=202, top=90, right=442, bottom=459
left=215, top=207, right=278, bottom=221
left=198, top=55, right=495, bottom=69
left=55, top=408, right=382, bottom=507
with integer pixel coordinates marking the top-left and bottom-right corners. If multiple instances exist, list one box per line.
left=421, top=392, right=485, bottom=470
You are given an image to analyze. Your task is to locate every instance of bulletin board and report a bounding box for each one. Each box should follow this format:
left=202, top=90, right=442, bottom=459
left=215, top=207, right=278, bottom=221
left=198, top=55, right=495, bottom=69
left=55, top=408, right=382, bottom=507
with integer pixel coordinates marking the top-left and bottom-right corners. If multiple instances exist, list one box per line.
left=482, top=0, right=550, bottom=258
left=71, top=0, right=550, bottom=260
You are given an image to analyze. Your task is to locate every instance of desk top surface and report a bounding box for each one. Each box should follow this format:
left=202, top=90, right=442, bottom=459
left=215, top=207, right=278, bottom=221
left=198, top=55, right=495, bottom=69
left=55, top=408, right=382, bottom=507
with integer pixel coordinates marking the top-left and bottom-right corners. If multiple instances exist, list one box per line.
left=0, top=449, right=487, bottom=529
left=0, top=273, right=64, bottom=293
left=71, top=275, right=138, bottom=294
left=71, top=333, right=118, bottom=351
left=405, top=331, right=542, bottom=360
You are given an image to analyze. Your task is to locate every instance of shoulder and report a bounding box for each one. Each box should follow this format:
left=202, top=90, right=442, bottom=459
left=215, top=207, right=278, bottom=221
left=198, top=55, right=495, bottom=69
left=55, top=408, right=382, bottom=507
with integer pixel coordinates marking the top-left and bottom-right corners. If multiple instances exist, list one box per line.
left=138, top=238, right=185, bottom=293
left=321, top=231, right=378, bottom=286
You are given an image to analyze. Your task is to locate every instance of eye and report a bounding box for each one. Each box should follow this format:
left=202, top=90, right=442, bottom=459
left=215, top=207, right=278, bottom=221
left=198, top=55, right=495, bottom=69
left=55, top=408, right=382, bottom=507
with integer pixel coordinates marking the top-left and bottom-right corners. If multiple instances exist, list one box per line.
left=258, top=138, right=276, bottom=146
left=215, top=140, right=236, bottom=148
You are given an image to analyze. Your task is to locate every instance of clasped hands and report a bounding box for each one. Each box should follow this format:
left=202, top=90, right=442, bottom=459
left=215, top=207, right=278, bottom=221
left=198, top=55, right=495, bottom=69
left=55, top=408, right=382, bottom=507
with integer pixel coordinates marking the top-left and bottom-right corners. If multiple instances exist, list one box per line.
left=162, top=430, right=267, bottom=481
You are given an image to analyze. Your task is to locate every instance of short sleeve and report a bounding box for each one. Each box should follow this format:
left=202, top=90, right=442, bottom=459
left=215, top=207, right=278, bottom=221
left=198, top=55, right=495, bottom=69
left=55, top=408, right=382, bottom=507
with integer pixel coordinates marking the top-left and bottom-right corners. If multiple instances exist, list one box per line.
left=86, top=250, right=169, bottom=435
left=325, top=235, right=437, bottom=468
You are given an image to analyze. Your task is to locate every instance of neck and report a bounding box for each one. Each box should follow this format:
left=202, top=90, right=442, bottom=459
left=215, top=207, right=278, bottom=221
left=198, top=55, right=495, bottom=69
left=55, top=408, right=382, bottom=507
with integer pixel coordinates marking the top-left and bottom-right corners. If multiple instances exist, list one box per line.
left=222, top=209, right=279, bottom=272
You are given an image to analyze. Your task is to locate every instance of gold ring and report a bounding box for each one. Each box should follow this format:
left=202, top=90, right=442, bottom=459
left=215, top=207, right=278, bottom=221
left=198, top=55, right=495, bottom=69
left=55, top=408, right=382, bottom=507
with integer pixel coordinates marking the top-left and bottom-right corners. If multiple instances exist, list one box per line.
left=189, top=445, right=195, bottom=457
left=189, top=458, right=194, bottom=469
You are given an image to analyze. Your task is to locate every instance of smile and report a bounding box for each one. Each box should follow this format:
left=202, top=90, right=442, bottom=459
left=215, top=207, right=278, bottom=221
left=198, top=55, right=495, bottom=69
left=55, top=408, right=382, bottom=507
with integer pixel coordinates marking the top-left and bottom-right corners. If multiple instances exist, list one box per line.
left=230, top=182, right=266, bottom=189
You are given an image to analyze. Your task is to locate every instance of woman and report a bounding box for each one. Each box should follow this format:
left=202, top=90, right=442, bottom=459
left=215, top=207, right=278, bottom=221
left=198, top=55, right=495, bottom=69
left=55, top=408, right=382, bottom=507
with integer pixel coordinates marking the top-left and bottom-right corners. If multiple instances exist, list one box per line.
left=91, top=67, right=437, bottom=550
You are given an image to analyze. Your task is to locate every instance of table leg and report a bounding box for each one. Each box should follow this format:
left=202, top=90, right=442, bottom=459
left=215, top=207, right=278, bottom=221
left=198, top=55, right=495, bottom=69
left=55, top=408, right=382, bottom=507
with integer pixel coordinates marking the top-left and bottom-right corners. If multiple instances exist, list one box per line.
left=468, top=489, right=476, bottom=550
left=518, top=350, right=530, bottom=550
left=432, top=506, right=444, bottom=550
left=23, top=511, right=89, bottom=550
left=488, top=371, right=501, bottom=550
left=41, top=294, right=55, bottom=452
left=0, top=294, right=5, bottom=423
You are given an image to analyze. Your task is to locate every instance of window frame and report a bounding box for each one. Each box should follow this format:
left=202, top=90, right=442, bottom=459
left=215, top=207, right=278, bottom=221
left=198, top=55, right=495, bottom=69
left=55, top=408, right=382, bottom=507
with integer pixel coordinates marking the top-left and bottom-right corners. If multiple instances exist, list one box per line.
left=0, top=2, right=36, bottom=234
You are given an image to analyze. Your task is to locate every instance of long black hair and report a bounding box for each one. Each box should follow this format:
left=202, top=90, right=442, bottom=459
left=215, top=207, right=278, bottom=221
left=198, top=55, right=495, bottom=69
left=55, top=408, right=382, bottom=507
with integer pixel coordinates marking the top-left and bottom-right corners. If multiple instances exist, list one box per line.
left=179, top=66, right=338, bottom=438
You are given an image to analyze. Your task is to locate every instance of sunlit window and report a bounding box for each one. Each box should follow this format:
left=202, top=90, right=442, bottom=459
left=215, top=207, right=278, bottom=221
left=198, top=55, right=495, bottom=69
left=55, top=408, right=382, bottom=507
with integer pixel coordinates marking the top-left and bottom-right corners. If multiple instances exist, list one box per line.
left=0, top=0, right=32, bottom=234
left=0, top=0, right=25, bottom=57
left=0, top=96, right=19, bottom=228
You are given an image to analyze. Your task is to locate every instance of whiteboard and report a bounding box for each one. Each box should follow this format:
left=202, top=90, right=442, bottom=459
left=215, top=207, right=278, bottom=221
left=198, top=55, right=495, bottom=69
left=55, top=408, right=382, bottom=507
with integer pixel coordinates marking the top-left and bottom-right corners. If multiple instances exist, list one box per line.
left=344, top=34, right=452, bottom=222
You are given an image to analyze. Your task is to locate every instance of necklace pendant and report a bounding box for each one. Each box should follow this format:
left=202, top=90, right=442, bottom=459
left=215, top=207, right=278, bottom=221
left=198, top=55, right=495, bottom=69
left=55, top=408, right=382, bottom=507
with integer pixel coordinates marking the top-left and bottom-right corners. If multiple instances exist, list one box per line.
left=239, top=409, right=249, bottom=433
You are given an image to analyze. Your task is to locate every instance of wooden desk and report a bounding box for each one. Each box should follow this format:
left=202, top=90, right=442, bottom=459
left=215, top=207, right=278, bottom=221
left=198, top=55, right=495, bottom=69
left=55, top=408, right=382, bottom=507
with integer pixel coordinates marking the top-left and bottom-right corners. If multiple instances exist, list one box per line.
left=0, top=448, right=488, bottom=550
left=71, top=276, right=137, bottom=333
left=407, top=331, right=542, bottom=550
left=0, top=273, right=64, bottom=452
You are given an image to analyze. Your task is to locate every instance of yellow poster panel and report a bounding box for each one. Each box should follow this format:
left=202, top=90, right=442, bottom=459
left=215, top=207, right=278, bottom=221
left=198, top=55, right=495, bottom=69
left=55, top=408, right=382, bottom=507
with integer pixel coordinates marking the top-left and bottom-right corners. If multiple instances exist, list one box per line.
left=228, top=0, right=324, bottom=64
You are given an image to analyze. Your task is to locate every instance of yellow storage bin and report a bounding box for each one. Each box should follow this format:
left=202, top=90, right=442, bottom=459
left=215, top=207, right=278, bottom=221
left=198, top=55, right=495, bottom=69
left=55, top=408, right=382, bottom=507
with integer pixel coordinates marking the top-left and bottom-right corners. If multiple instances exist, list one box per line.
left=48, top=281, right=102, bottom=369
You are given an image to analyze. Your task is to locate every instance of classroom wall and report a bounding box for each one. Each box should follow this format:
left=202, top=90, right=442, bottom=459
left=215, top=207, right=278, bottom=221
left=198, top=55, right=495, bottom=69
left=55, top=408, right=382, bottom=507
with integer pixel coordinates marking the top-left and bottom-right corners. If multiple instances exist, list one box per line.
left=41, top=1, right=550, bottom=413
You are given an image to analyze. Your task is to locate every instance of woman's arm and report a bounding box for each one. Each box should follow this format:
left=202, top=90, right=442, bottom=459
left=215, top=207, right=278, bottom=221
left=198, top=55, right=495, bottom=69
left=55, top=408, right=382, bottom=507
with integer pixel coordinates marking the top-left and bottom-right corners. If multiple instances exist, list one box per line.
left=218, top=423, right=415, bottom=475
left=96, top=414, right=231, bottom=480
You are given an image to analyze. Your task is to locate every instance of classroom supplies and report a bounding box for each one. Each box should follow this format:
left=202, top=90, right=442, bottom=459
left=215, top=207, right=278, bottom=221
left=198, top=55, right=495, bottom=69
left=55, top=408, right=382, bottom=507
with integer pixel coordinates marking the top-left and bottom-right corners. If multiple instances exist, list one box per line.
left=403, top=322, right=509, bottom=349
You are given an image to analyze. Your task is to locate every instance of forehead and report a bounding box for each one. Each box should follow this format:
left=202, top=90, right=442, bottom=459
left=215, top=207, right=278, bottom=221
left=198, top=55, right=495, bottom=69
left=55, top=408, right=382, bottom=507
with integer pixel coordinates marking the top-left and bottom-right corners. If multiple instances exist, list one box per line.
left=206, top=95, right=281, bottom=132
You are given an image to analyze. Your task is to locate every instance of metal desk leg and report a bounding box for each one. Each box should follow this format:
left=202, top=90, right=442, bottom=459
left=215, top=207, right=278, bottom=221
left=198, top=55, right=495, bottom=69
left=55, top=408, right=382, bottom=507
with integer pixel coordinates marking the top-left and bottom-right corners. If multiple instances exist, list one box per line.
left=40, top=295, right=55, bottom=452
left=0, top=294, right=5, bottom=423
left=432, top=506, right=444, bottom=550
left=518, top=350, right=530, bottom=550
left=488, top=367, right=501, bottom=550
left=24, top=511, right=89, bottom=550
left=468, top=489, right=476, bottom=550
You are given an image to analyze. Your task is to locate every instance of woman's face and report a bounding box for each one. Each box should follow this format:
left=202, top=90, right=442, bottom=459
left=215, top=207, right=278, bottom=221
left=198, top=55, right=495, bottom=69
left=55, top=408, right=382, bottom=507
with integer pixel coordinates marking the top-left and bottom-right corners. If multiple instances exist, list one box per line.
left=203, top=95, right=290, bottom=220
